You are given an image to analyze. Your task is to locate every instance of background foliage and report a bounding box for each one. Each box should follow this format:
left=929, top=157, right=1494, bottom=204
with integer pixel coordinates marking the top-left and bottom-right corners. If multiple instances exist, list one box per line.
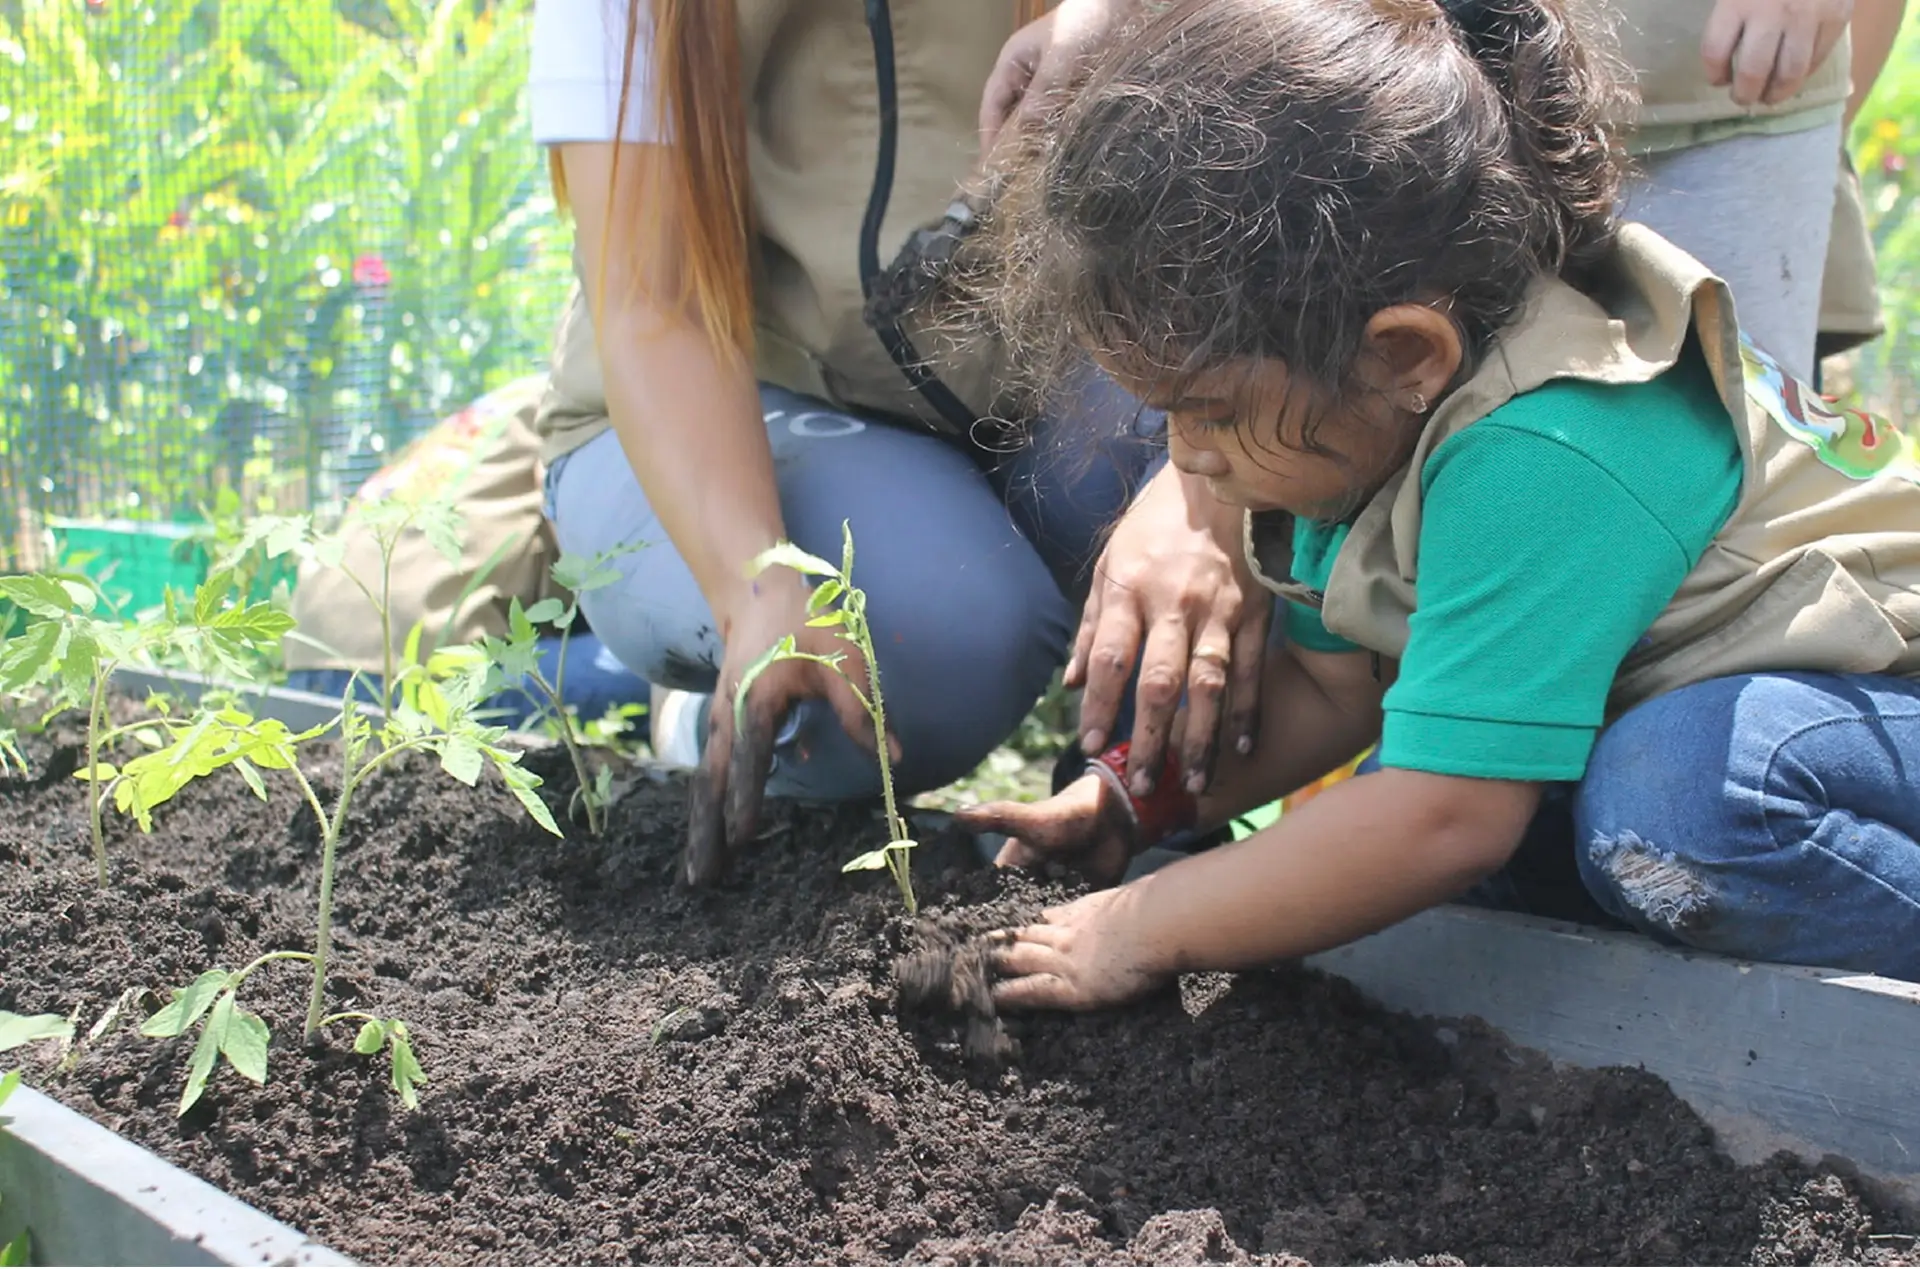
left=1849, top=9, right=1920, bottom=424
left=0, top=0, right=572, bottom=565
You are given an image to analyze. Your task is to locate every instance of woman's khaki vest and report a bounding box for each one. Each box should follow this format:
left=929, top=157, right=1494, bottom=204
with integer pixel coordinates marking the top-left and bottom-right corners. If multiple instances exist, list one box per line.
left=535, top=0, right=1021, bottom=461
left=1247, top=223, right=1920, bottom=720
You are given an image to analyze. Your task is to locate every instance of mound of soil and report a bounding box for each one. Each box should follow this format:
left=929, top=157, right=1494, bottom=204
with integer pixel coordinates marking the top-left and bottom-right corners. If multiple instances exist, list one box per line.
left=2, top=724, right=1912, bottom=1266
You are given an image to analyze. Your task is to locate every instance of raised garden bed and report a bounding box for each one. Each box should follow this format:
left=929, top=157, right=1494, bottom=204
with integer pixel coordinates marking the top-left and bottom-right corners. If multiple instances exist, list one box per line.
left=3, top=704, right=1918, bottom=1265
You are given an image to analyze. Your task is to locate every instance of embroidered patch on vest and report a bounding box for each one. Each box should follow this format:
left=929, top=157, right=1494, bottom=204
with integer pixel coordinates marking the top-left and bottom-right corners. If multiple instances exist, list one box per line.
left=1740, top=338, right=1920, bottom=484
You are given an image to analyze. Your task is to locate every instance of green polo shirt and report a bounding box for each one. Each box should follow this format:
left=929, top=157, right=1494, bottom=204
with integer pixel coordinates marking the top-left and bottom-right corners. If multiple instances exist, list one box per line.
left=1284, top=342, right=1743, bottom=781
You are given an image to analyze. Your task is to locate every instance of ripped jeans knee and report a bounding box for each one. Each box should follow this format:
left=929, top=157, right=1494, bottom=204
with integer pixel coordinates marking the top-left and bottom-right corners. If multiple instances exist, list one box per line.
left=1572, top=672, right=1920, bottom=980
left=1577, top=831, right=1720, bottom=943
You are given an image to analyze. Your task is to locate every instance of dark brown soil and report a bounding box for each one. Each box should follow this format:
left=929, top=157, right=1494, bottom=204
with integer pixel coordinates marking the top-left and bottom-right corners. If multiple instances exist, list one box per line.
left=2, top=722, right=1913, bottom=1266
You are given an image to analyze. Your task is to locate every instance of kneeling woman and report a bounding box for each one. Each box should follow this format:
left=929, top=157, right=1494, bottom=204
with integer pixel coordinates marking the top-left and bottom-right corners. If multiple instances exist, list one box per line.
left=958, top=0, right=1920, bottom=1005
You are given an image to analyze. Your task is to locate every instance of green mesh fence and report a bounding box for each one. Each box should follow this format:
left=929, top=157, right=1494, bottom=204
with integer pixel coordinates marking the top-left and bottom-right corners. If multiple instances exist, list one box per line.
left=0, top=0, right=573, bottom=575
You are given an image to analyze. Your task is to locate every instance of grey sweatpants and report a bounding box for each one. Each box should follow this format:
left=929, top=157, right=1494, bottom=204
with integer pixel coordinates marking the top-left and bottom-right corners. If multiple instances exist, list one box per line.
left=1619, top=120, right=1844, bottom=383
left=545, top=381, right=1162, bottom=802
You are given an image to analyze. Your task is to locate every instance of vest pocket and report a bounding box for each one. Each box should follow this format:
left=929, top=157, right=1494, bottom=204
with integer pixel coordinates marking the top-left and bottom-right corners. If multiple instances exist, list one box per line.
left=1610, top=547, right=1912, bottom=713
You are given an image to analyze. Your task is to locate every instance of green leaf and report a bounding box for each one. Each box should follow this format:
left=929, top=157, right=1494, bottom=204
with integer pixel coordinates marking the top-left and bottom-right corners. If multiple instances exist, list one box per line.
left=0, top=1011, right=73, bottom=1052
left=839, top=520, right=858, bottom=583
left=552, top=544, right=639, bottom=597
left=415, top=501, right=467, bottom=566
left=0, top=1228, right=28, bottom=1267
left=496, top=758, right=561, bottom=837
left=353, top=1020, right=386, bottom=1055
left=215, top=1002, right=271, bottom=1086
left=179, top=1000, right=224, bottom=1115
left=732, top=636, right=798, bottom=732
left=841, top=848, right=891, bottom=873
left=193, top=570, right=236, bottom=626
left=806, top=579, right=845, bottom=614
left=208, top=603, right=297, bottom=645
left=0, top=621, right=63, bottom=693
left=389, top=1022, right=426, bottom=1110
left=438, top=736, right=483, bottom=787
left=232, top=757, right=268, bottom=802
left=401, top=619, right=426, bottom=676
left=59, top=579, right=98, bottom=613
left=505, top=597, right=536, bottom=646
left=72, top=761, right=118, bottom=782
left=142, top=970, right=232, bottom=1038
left=523, top=598, right=566, bottom=627
left=0, top=1069, right=19, bottom=1108
left=749, top=541, right=840, bottom=582
left=805, top=612, right=847, bottom=628
left=0, top=575, right=83, bottom=619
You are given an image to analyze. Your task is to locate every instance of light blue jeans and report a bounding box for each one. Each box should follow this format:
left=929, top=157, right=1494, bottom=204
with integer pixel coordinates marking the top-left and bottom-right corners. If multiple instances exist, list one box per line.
left=544, top=381, right=1163, bottom=801
left=1367, top=671, right=1920, bottom=982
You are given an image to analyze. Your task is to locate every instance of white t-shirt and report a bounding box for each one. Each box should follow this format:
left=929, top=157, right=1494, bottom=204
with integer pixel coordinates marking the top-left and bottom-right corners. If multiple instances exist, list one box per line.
left=528, top=0, right=661, bottom=144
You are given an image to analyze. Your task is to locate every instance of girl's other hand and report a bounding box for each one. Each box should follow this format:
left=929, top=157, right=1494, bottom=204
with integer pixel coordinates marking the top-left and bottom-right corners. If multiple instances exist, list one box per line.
left=956, top=771, right=1139, bottom=884
left=1071, top=464, right=1268, bottom=800
left=683, top=572, right=892, bottom=886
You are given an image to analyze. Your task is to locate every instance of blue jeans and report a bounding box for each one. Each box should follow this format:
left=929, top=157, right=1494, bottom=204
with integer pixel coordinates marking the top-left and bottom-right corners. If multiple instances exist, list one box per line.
left=1366, top=672, right=1920, bottom=982
left=285, top=632, right=650, bottom=733
left=544, top=380, right=1163, bottom=802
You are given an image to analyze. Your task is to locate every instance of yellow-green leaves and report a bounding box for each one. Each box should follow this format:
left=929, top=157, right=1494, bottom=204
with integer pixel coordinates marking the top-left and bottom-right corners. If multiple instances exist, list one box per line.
left=0, top=1011, right=73, bottom=1052
left=141, top=968, right=275, bottom=1114
left=141, top=957, right=310, bottom=1116
left=94, top=708, right=317, bottom=832
left=350, top=1017, right=426, bottom=1110
left=743, top=524, right=915, bottom=910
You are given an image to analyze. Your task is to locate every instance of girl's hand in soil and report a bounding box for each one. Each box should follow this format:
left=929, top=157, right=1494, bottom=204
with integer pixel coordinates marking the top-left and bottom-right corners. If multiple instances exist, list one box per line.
left=989, top=886, right=1172, bottom=1011
left=684, top=571, right=890, bottom=886
left=1072, top=463, right=1268, bottom=800
left=956, top=771, right=1139, bottom=884
left=1701, top=0, right=1852, bottom=106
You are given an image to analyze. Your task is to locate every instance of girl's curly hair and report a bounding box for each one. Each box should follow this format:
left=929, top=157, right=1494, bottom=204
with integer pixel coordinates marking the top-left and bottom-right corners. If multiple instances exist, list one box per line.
left=952, top=0, right=1631, bottom=444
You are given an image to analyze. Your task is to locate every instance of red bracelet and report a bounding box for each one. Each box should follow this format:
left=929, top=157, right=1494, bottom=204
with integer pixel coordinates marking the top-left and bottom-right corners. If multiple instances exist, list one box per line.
left=1086, top=741, right=1198, bottom=846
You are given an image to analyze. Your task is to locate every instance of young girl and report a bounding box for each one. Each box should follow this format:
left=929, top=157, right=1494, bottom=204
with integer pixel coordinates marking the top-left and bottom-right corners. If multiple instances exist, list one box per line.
left=955, top=0, right=1920, bottom=1007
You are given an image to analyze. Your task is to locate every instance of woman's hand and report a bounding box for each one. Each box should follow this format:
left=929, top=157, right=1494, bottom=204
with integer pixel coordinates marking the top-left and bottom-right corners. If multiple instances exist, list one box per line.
left=1701, top=0, right=1852, bottom=106
left=988, top=886, right=1172, bottom=1011
left=956, top=770, right=1139, bottom=884
left=979, top=0, right=1140, bottom=157
left=683, top=570, right=888, bottom=885
left=1072, top=464, right=1268, bottom=799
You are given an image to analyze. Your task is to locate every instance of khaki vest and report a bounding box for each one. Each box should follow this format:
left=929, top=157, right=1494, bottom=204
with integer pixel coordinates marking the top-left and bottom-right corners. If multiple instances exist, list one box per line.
left=288, top=376, right=564, bottom=672
left=1247, top=223, right=1920, bottom=720
left=537, top=0, right=1023, bottom=461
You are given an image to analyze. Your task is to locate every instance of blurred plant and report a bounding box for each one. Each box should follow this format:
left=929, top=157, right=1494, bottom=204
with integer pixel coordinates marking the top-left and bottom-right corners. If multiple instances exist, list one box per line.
left=0, top=0, right=573, bottom=565
left=1849, top=15, right=1920, bottom=423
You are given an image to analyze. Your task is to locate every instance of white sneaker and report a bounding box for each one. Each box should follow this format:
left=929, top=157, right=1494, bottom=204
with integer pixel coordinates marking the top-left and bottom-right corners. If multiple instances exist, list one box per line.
left=648, top=686, right=709, bottom=768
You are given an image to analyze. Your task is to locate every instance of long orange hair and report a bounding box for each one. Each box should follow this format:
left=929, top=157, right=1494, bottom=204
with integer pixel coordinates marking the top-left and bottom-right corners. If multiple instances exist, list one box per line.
left=550, top=1, right=1051, bottom=357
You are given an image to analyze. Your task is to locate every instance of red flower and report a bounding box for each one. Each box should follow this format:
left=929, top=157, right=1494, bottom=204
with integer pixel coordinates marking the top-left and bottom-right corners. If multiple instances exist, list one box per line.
left=352, top=253, right=391, bottom=288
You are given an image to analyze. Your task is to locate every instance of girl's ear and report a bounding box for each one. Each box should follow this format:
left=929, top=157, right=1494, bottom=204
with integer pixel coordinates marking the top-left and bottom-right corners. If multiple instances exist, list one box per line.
left=1359, top=305, right=1464, bottom=415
